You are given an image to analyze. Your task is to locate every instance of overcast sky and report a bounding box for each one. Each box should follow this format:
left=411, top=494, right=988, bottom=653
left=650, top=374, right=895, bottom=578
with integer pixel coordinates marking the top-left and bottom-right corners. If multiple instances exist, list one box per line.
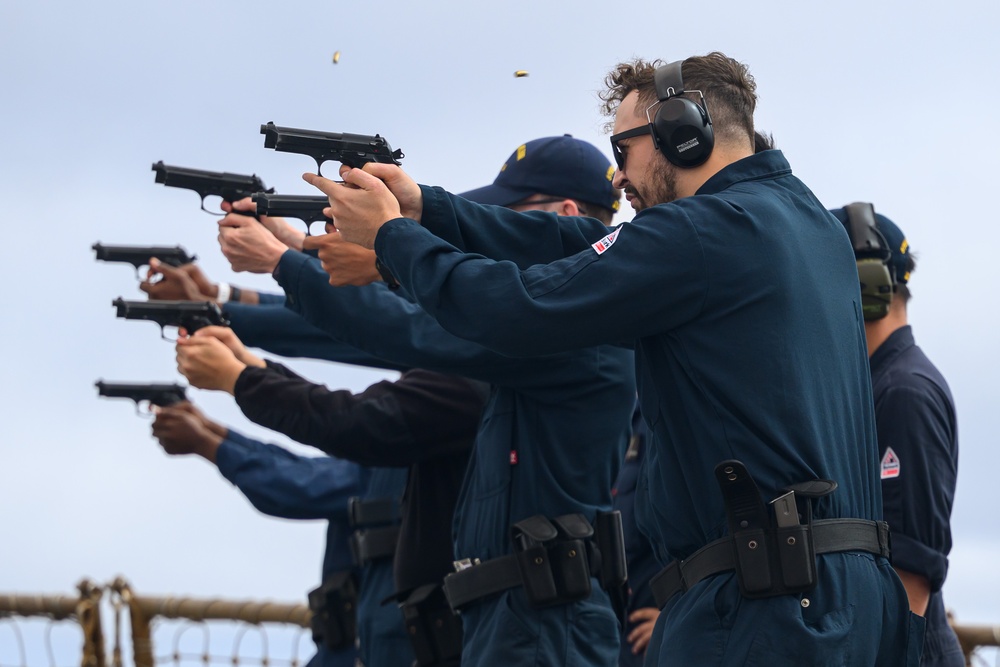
left=1, top=0, right=997, bottom=650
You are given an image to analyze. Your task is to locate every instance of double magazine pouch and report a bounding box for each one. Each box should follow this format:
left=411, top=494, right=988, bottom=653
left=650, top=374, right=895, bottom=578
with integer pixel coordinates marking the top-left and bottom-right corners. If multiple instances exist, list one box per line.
left=511, top=514, right=594, bottom=608
left=307, top=570, right=358, bottom=651
left=715, top=460, right=836, bottom=599
left=400, top=584, right=463, bottom=667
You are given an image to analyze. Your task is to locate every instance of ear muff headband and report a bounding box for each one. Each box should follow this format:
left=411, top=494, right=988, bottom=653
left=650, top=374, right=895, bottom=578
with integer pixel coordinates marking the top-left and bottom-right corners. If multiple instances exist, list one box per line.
left=843, top=202, right=894, bottom=321
left=650, top=61, right=715, bottom=168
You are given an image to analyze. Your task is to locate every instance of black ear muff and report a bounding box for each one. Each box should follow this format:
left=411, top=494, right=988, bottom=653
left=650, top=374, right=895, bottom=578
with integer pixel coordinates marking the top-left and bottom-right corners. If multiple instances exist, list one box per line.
left=843, top=202, right=894, bottom=321
left=651, top=61, right=714, bottom=168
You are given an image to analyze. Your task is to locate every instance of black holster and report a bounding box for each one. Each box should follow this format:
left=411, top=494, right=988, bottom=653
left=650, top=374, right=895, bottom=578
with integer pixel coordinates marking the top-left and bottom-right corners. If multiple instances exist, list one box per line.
left=307, top=571, right=358, bottom=651
left=400, top=584, right=463, bottom=667
left=716, top=460, right=832, bottom=599
left=592, top=510, right=629, bottom=623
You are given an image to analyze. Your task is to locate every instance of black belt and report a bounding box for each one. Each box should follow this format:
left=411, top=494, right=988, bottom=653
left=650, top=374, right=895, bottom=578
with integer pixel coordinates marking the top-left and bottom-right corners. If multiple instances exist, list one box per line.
left=442, top=553, right=607, bottom=611
left=443, top=555, right=520, bottom=611
left=650, top=518, right=890, bottom=608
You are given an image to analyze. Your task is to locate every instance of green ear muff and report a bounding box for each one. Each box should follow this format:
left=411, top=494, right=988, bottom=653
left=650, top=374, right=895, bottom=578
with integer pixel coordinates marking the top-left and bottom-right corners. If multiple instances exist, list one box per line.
left=856, top=258, right=894, bottom=321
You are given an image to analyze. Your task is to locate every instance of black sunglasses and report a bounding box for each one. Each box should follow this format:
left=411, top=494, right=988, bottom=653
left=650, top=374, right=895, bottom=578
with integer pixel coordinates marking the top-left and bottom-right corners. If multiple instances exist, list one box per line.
left=609, top=125, right=653, bottom=170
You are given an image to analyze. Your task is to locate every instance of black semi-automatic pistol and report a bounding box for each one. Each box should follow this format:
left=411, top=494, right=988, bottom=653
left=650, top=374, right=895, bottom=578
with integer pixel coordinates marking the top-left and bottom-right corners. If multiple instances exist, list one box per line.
left=95, top=380, right=187, bottom=415
left=152, top=161, right=273, bottom=214
left=260, top=122, right=403, bottom=176
left=251, top=193, right=333, bottom=235
left=113, top=297, right=229, bottom=339
left=93, top=243, right=196, bottom=278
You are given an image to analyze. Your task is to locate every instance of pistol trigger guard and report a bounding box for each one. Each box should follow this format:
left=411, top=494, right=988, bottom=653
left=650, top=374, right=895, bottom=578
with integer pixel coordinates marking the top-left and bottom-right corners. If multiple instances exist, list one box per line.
left=159, top=326, right=180, bottom=343
left=198, top=197, right=225, bottom=217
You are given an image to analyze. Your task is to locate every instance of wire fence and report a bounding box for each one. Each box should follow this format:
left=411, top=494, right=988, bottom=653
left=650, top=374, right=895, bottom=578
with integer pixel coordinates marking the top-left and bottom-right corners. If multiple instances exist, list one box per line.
left=1, top=577, right=997, bottom=666
left=0, top=578, right=312, bottom=667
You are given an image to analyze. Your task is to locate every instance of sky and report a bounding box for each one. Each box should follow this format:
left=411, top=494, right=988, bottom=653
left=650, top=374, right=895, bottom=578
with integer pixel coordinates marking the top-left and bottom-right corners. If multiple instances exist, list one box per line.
left=1, top=0, right=998, bottom=658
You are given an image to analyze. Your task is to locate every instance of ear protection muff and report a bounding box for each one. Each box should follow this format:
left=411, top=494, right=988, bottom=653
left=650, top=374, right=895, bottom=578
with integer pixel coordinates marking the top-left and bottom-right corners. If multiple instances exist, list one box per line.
left=842, top=202, right=894, bottom=321
left=650, top=61, right=715, bottom=168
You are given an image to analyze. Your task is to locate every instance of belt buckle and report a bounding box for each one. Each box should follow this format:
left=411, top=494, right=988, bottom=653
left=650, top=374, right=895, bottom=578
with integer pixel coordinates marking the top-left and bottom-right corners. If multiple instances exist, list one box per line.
left=452, top=558, right=481, bottom=572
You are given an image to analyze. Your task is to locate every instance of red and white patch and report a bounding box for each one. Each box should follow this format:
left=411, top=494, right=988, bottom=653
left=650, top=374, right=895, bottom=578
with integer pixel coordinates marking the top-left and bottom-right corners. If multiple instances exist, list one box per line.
left=591, top=227, right=621, bottom=255
left=880, top=447, right=900, bottom=479
left=509, top=450, right=519, bottom=465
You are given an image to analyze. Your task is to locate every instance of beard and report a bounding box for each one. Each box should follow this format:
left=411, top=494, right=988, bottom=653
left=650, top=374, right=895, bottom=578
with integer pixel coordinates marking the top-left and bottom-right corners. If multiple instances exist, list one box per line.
left=626, top=156, right=679, bottom=211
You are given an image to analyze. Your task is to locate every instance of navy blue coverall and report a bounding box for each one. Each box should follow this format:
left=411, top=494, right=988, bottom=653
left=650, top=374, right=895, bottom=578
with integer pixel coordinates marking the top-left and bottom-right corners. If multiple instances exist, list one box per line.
left=871, top=325, right=962, bottom=666
left=228, top=252, right=636, bottom=667
left=213, top=429, right=363, bottom=667
left=367, top=150, right=922, bottom=665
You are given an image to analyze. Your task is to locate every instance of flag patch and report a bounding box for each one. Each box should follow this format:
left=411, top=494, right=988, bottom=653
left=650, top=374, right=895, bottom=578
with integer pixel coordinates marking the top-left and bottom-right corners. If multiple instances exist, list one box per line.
left=880, top=447, right=900, bottom=479
left=592, top=227, right=621, bottom=255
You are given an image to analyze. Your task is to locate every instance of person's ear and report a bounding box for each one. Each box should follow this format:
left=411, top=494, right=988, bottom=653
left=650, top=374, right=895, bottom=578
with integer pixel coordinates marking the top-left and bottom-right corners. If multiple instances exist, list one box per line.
left=559, top=199, right=580, bottom=217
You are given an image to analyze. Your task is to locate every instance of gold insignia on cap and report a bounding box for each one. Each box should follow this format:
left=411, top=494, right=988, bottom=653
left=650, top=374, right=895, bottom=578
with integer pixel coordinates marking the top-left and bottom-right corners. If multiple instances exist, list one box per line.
left=900, top=239, right=909, bottom=254
left=516, top=145, right=527, bottom=161
left=612, top=200, right=620, bottom=211
left=606, top=166, right=615, bottom=181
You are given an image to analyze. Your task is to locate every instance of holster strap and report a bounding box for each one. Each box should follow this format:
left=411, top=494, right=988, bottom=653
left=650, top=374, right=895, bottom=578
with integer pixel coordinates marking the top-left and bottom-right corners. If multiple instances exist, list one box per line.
left=350, top=525, right=400, bottom=566
left=650, top=518, right=889, bottom=608
left=442, top=555, right=522, bottom=612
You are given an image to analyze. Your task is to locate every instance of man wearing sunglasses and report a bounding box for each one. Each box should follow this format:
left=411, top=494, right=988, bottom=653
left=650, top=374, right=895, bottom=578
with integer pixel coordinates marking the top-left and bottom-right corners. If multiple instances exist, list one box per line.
left=308, top=51, right=921, bottom=665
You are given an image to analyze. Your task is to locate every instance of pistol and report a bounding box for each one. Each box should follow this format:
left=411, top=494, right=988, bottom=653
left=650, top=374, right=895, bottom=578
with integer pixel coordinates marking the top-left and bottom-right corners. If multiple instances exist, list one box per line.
left=113, top=297, right=229, bottom=338
left=260, top=122, right=404, bottom=176
left=96, top=380, right=187, bottom=414
left=152, top=161, right=273, bottom=214
left=251, top=193, right=332, bottom=235
left=93, top=243, right=197, bottom=278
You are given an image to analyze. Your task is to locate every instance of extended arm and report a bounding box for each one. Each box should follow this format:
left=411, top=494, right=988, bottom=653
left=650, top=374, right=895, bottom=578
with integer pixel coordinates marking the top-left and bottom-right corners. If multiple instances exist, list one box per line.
left=151, top=402, right=360, bottom=520
left=370, top=208, right=706, bottom=356
left=234, top=364, right=488, bottom=466
left=417, top=185, right=612, bottom=264
left=216, top=430, right=362, bottom=520
left=274, top=249, right=581, bottom=384
left=223, top=301, right=407, bottom=372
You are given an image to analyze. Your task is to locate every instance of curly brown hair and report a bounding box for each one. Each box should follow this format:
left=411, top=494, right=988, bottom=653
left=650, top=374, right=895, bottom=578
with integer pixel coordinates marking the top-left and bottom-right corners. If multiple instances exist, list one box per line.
left=600, top=52, right=757, bottom=148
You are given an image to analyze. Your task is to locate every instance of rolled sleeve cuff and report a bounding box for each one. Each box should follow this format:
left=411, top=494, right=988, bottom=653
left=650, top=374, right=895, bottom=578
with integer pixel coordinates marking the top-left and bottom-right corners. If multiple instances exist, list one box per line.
left=214, top=433, right=252, bottom=481
left=890, top=532, right=949, bottom=592
left=272, top=249, right=317, bottom=312
left=373, top=218, right=421, bottom=278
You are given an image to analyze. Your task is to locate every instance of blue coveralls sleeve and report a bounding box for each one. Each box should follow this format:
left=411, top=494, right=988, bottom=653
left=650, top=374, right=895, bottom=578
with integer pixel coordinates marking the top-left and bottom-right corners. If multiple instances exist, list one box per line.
left=274, top=249, right=584, bottom=385
left=214, top=429, right=361, bottom=520
left=876, top=383, right=957, bottom=591
left=418, top=185, right=612, bottom=263
left=223, top=300, right=408, bottom=372
left=372, top=206, right=708, bottom=356
left=257, top=291, right=285, bottom=305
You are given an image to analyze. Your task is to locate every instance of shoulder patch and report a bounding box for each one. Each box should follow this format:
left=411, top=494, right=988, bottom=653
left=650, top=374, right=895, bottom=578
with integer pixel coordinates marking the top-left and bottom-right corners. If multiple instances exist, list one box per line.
left=591, top=226, right=621, bottom=255
left=880, top=447, right=900, bottom=480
